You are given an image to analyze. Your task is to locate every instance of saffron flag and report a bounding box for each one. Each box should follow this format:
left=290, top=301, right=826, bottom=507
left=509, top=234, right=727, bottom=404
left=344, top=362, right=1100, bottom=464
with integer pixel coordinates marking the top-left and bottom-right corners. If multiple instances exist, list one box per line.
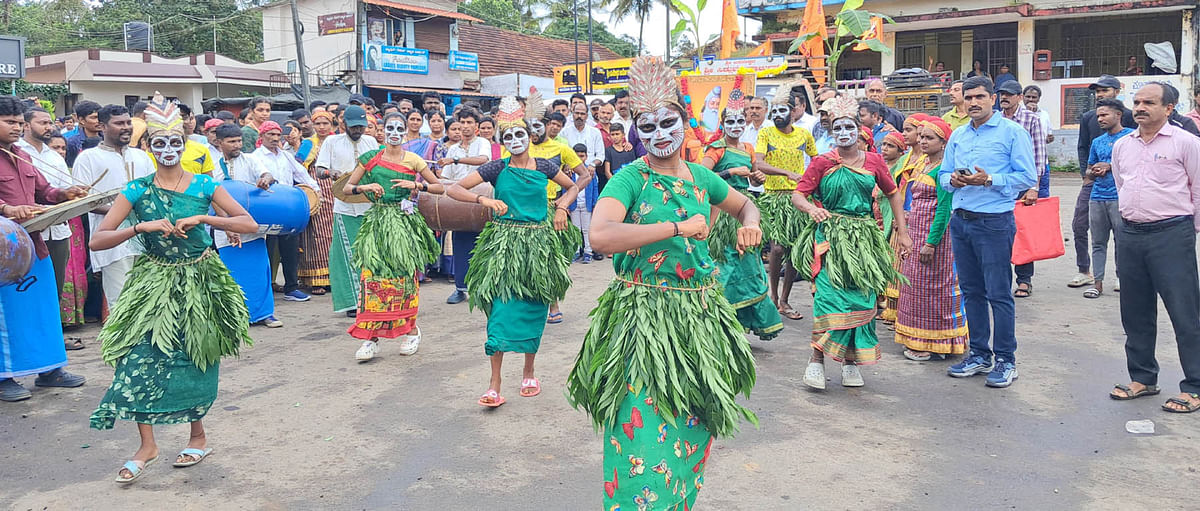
left=747, top=40, right=771, bottom=57
left=798, top=0, right=827, bottom=84
left=853, top=16, right=885, bottom=51
left=719, top=0, right=740, bottom=59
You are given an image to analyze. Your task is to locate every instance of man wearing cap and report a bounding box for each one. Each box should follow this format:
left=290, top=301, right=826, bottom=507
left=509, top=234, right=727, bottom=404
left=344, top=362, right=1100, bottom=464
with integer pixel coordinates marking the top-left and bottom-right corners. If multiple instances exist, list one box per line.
left=997, top=79, right=1047, bottom=298
left=252, top=120, right=320, bottom=303
left=1070, top=75, right=1138, bottom=289
left=939, top=75, right=1038, bottom=389
left=314, top=105, right=379, bottom=316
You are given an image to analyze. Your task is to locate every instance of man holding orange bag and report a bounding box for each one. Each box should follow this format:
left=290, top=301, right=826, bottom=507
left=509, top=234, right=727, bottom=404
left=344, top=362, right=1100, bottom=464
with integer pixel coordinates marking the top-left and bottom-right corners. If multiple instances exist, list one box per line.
left=939, top=76, right=1038, bottom=389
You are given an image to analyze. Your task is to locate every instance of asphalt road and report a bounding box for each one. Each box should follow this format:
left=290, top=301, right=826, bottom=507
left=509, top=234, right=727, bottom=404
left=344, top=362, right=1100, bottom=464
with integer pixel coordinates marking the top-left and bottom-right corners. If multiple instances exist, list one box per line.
left=2, top=176, right=1197, bottom=510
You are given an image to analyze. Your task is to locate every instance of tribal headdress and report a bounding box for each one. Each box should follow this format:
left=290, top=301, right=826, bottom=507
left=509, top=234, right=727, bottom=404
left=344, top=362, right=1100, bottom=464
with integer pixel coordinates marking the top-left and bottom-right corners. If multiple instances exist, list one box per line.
left=922, top=117, right=953, bottom=141
left=770, top=78, right=807, bottom=106
left=525, top=86, right=546, bottom=124
left=628, top=56, right=683, bottom=116
left=495, top=95, right=526, bottom=132
left=724, top=89, right=747, bottom=117
left=144, top=91, right=184, bottom=139
left=822, top=94, right=860, bottom=123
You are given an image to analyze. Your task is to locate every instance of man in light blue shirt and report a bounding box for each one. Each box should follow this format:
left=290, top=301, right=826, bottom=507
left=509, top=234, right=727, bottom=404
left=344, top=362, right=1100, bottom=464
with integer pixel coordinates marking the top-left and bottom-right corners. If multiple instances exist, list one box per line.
left=938, top=75, right=1038, bottom=389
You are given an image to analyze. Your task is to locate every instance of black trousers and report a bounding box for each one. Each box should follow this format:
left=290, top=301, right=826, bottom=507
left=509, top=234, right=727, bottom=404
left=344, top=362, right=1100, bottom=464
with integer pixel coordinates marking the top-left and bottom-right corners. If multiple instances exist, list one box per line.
left=1118, top=216, right=1200, bottom=394
left=267, top=234, right=301, bottom=293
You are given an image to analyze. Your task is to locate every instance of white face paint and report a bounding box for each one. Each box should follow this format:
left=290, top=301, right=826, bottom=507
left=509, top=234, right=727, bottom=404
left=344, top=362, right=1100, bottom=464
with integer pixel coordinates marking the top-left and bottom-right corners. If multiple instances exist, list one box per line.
left=635, top=107, right=686, bottom=158
left=723, top=112, right=747, bottom=139
left=831, top=118, right=859, bottom=148
left=769, top=104, right=792, bottom=124
left=501, top=126, right=530, bottom=155
left=149, top=134, right=185, bottom=167
left=528, top=118, right=546, bottom=138
left=383, top=119, right=405, bottom=146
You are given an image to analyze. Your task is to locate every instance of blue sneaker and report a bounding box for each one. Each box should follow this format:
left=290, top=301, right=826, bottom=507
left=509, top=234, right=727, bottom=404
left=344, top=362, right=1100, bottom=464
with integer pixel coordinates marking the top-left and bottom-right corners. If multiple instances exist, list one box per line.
left=947, top=354, right=993, bottom=378
left=986, top=361, right=1019, bottom=388
left=283, top=290, right=311, bottom=302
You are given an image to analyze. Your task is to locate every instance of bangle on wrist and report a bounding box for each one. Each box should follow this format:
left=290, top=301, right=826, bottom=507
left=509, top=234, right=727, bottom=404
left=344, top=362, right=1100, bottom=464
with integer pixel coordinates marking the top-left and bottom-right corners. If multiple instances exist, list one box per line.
left=672, top=222, right=680, bottom=237
left=132, top=223, right=140, bottom=234
left=474, top=195, right=482, bottom=204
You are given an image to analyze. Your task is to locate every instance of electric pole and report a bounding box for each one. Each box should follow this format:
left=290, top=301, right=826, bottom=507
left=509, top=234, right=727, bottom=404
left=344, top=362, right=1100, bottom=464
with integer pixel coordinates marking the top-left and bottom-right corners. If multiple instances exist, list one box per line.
left=290, top=0, right=312, bottom=108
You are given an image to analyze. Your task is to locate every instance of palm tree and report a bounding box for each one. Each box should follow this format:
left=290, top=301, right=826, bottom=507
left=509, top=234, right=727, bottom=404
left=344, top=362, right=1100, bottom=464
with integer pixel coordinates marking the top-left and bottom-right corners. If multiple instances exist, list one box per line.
left=606, top=0, right=676, bottom=54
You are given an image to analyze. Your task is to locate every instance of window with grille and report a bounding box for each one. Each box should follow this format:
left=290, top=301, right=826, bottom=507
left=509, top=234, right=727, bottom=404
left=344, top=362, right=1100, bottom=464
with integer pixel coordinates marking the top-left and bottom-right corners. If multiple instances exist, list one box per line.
left=1035, top=13, right=1182, bottom=77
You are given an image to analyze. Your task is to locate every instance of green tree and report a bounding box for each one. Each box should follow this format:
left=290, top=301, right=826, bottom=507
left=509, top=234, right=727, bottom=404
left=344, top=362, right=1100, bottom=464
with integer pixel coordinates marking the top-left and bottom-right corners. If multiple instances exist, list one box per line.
left=788, top=0, right=891, bottom=87
left=605, top=0, right=676, bottom=55
left=542, top=12, right=639, bottom=58
left=461, top=0, right=543, bottom=32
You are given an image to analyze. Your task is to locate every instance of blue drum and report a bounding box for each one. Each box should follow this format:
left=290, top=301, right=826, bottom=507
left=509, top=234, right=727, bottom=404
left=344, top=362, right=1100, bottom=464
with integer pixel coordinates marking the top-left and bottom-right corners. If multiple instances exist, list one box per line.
left=218, top=180, right=311, bottom=235
left=0, top=216, right=34, bottom=286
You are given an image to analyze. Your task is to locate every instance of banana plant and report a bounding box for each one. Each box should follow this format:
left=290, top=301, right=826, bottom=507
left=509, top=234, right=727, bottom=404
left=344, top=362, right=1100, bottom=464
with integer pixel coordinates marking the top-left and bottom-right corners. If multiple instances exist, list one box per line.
left=788, top=0, right=893, bottom=87
left=669, top=0, right=705, bottom=62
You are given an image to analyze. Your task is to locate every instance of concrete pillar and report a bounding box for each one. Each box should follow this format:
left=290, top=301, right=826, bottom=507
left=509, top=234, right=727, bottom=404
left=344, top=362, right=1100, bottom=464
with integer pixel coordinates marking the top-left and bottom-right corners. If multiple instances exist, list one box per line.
left=881, top=30, right=896, bottom=76
left=1182, top=10, right=1196, bottom=110
left=960, top=30, right=973, bottom=80
left=1017, top=20, right=1035, bottom=84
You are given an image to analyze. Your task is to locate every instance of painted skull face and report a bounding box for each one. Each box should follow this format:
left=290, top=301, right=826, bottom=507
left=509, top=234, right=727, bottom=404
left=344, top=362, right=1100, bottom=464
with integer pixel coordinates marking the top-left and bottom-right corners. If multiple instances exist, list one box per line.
left=831, top=118, right=859, bottom=148
left=769, top=104, right=792, bottom=129
left=149, top=134, right=185, bottom=166
left=383, top=119, right=405, bottom=146
left=723, top=112, right=747, bottom=139
left=529, top=118, right=546, bottom=138
left=635, top=107, right=686, bottom=158
left=501, top=126, right=530, bottom=155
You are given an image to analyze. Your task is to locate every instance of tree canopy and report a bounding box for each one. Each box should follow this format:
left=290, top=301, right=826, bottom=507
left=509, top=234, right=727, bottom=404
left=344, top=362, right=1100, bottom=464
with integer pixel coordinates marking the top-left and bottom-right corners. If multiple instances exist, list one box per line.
left=461, top=0, right=640, bottom=57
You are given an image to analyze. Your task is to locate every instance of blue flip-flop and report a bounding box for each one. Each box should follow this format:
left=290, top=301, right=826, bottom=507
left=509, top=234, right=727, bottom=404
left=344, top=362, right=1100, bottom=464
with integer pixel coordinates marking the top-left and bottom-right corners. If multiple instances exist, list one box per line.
left=173, top=447, right=213, bottom=467
left=115, top=456, right=157, bottom=484
left=546, top=312, right=563, bottom=324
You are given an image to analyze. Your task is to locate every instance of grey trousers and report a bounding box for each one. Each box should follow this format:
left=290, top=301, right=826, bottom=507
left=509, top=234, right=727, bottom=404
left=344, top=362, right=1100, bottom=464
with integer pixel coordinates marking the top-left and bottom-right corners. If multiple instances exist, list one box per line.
left=1118, top=217, right=1200, bottom=394
left=1088, top=200, right=1122, bottom=283
left=1072, top=181, right=1094, bottom=273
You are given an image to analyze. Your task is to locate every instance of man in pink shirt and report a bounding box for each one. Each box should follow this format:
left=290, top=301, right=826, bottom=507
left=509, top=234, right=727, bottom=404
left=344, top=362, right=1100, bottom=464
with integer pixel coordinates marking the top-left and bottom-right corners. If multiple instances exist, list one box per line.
left=1108, top=82, right=1200, bottom=413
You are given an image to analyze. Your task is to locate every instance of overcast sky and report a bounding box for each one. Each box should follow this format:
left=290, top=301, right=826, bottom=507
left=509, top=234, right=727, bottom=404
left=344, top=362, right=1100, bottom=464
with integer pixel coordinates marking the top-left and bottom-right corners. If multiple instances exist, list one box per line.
left=600, top=2, right=763, bottom=58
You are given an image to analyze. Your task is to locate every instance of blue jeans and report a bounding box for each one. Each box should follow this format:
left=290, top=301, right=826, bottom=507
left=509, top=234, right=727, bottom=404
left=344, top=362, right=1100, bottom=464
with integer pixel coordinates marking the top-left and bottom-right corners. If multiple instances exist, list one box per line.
left=950, top=211, right=1018, bottom=363
left=451, top=230, right=479, bottom=292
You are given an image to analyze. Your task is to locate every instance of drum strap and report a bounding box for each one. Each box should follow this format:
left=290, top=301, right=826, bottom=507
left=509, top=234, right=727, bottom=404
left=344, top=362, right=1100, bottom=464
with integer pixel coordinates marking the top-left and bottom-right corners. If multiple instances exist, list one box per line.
left=364, top=152, right=417, bottom=176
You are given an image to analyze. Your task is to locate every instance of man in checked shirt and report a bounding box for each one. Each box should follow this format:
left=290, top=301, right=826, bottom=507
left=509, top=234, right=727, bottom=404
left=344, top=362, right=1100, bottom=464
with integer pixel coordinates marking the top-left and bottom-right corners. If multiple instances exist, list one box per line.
left=996, top=80, right=1046, bottom=299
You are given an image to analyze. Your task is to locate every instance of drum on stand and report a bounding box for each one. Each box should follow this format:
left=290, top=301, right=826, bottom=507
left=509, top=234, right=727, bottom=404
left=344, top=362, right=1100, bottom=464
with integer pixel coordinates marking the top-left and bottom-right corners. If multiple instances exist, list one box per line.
left=218, top=180, right=311, bottom=235
left=417, top=183, right=494, bottom=232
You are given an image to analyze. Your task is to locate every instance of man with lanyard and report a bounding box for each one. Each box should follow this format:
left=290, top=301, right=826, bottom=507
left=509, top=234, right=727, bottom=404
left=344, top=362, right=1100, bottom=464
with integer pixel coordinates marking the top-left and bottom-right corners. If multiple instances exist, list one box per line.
left=73, top=104, right=156, bottom=308
left=939, top=76, right=1037, bottom=389
left=315, top=105, right=379, bottom=316
left=210, top=124, right=282, bottom=328
left=996, top=80, right=1047, bottom=298
left=252, top=120, right=320, bottom=303
left=0, top=96, right=90, bottom=402
left=241, top=97, right=272, bottom=153
left=437, top=108, right=492, bottom=305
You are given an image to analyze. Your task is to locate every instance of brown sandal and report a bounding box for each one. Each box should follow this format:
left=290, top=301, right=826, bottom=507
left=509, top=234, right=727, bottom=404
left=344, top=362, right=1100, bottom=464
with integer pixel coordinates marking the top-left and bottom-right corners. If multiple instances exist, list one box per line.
left=1110, top=383, right=1160, bottom=400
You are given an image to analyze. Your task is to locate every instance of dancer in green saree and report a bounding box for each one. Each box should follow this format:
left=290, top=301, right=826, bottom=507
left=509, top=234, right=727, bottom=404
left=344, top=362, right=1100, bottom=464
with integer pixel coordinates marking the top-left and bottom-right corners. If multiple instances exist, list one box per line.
left=447, top=90, right=583, bottom=407
left=700, top=90, right=783, bottom=341
left=568, top=57, right=760, bottom=510
left=89, top=94, right=257, bottom=483
left=791, top=94, right=913, bottom=390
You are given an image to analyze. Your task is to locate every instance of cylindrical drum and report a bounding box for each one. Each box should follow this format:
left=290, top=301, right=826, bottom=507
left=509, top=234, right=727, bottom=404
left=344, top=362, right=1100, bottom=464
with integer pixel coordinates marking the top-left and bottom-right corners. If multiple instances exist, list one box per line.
left=418, top=183, right=495, bottom=232
left=298, top=184, right=320, bottom=215
left=218, top=180, right=311, bottom=235
left=0, top=216, right=34, bottom=286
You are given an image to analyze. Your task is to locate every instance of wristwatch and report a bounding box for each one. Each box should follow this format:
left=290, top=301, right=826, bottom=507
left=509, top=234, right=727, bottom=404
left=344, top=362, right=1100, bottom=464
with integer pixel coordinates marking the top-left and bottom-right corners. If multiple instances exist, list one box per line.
left=984, top=177, right=993, bottom=187
left=453, top=157, right=460, bottom=164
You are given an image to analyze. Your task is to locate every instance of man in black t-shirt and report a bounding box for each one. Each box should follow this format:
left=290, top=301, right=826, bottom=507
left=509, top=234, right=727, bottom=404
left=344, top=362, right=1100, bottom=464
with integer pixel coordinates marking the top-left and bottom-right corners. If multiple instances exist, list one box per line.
left=603, top=123, right=636, bottom=191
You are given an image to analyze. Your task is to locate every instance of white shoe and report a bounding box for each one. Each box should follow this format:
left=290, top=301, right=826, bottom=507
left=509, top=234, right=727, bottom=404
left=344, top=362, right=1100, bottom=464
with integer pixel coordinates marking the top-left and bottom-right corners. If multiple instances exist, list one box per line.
left=1067, top=273, right=1094, bottom=288
left=842, top=364, right=865, bottom=387
left=397, top=327, right=420, bottom=356
left=803, top=362, right=826, bottom=390
left=355, top=340, right=378, bottom=362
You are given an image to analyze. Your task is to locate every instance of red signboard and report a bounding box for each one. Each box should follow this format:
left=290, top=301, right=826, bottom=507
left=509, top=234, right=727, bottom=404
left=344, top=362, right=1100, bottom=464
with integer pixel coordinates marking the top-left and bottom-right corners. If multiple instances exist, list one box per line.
left=318, top=12, right=355, bottom=36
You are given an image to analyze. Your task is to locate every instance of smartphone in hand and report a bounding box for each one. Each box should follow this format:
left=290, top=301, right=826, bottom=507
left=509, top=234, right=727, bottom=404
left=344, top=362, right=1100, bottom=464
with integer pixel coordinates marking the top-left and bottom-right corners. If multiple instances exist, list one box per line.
left=955, top=167, right=974, bottom=176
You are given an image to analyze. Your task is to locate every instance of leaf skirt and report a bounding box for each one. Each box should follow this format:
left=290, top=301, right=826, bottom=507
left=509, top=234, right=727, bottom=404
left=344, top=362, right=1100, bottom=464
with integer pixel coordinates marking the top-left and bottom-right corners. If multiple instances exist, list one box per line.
left=98, top=250, right=251, bottom=372
left=566, top=278, right=758, bottom=439
left=755, top=190, right=810, bottom=250
left=706, top=210, right=746, bottom=264
left=466, top=220, right=574, bottom=312
left=791, top=215, right=905, bottom=295
left=351, top=204, right=440, bottom=279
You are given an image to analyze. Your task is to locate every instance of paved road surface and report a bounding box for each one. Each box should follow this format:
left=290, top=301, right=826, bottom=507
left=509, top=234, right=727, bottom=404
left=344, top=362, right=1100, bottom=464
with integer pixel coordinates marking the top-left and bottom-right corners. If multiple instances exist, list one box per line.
left=2, top=176, right=1197, bottom=510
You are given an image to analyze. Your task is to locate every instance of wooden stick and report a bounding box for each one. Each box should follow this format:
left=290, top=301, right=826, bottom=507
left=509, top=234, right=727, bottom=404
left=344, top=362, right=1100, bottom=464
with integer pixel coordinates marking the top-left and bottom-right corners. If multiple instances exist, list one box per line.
left=0, top=146, right=92, bottom=189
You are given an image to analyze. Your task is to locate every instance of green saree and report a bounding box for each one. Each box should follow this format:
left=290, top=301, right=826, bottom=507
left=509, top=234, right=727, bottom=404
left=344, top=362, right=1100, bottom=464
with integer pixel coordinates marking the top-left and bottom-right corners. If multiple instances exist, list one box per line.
left=91, top=174, right=251, bottom=429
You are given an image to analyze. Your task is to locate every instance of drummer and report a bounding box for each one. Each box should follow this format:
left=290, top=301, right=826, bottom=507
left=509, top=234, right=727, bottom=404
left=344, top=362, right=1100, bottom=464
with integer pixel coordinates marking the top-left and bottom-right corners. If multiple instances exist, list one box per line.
left=211, top=124, right=283, bottom=328
left=0, top=95, right=90, bottom=402
left=252, top=120, right=320, bottom=303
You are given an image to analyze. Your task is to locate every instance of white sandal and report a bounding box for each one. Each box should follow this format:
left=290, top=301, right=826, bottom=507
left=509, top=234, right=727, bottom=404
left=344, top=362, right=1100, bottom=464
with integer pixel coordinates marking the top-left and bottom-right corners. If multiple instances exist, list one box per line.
left=842, top=364, right=865, bottom=387
left=115, top=456, right=157, bottom=484
left=803, top=362, right=826, bottom=390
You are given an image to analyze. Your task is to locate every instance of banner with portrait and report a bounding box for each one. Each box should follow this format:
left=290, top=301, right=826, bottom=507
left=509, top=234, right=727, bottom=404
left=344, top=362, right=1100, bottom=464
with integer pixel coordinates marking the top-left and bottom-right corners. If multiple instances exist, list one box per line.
left=677, top=74, right=757, bottom=132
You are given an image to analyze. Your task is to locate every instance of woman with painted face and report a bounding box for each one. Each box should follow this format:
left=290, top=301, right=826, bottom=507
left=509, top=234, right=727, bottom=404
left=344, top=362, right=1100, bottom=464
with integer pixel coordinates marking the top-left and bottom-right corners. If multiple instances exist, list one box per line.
left=445, top=90, right=579, bottom=407
left=341, top=112, right=445, bottom=362
left=790, top=95, right=913, bottom=389
left=700, top=90, right=783, bottom=341
left=89, top=93, right=258, bottom=483
left=894, top=118, right=968, bottom=361
left=566, top=57, right=760, bottom=510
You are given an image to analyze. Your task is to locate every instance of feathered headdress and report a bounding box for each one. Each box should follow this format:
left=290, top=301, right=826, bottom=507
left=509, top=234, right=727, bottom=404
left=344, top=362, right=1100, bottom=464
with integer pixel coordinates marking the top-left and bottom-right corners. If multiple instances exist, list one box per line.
left=495, top=95, right=526, bottom=133
left=770, top=78, right=806, bottom=106
left=144, top=91, right=184, bottom=139
left=821, top=94, right=859, bottom=123
left=525, top=86, right=546, bottom=125
left=628, top=56, right=682, bottom=116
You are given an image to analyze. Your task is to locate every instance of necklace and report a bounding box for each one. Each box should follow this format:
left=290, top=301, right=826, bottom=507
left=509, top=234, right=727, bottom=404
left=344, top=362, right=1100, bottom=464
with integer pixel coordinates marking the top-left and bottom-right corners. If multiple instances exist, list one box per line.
left=154, top=169, right=187, bottom=193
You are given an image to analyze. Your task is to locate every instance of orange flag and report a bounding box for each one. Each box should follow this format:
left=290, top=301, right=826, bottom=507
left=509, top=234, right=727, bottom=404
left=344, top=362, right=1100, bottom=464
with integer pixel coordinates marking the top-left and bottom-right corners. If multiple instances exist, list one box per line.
left=719, top=0, right=740, bottom=59
left=853, top=17, right=884, bottom=51
left=797, top=0, right=827, bottom=84
left=747, top=40, right=771, bottom=57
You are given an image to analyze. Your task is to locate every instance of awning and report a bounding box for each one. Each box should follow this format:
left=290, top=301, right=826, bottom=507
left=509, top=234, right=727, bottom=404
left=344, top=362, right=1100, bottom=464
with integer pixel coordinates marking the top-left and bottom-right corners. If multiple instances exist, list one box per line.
left=362, top=0, right=482, bottom=23
left=370, top=85, right=496, bottom=98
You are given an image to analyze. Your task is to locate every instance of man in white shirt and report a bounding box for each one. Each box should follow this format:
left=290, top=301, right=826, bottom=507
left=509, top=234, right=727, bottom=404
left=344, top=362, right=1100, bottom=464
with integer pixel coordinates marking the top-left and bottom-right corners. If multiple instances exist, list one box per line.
left=743, top=96, right=769, bottom=194
left=611, top=90, right=632, bottom=135
left=73, top=105, right=155, bottom=308
left=314, top=105, right=379, bottom=315
left=209, top=124, right=282, bottom=328
left=560, top=102, right=604, bottom=262
left=18, top=108, right=73, bottom=288
left=251, top=120, right=319, bottom=303
left=435, top=108, right=491, bottom=304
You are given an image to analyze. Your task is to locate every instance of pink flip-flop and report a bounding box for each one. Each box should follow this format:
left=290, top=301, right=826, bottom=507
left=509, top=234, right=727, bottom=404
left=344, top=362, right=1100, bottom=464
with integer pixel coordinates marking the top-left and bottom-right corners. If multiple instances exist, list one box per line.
left=520, top=378, right=541, bottom=397
left=478, top=389, right=506, bottom=408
